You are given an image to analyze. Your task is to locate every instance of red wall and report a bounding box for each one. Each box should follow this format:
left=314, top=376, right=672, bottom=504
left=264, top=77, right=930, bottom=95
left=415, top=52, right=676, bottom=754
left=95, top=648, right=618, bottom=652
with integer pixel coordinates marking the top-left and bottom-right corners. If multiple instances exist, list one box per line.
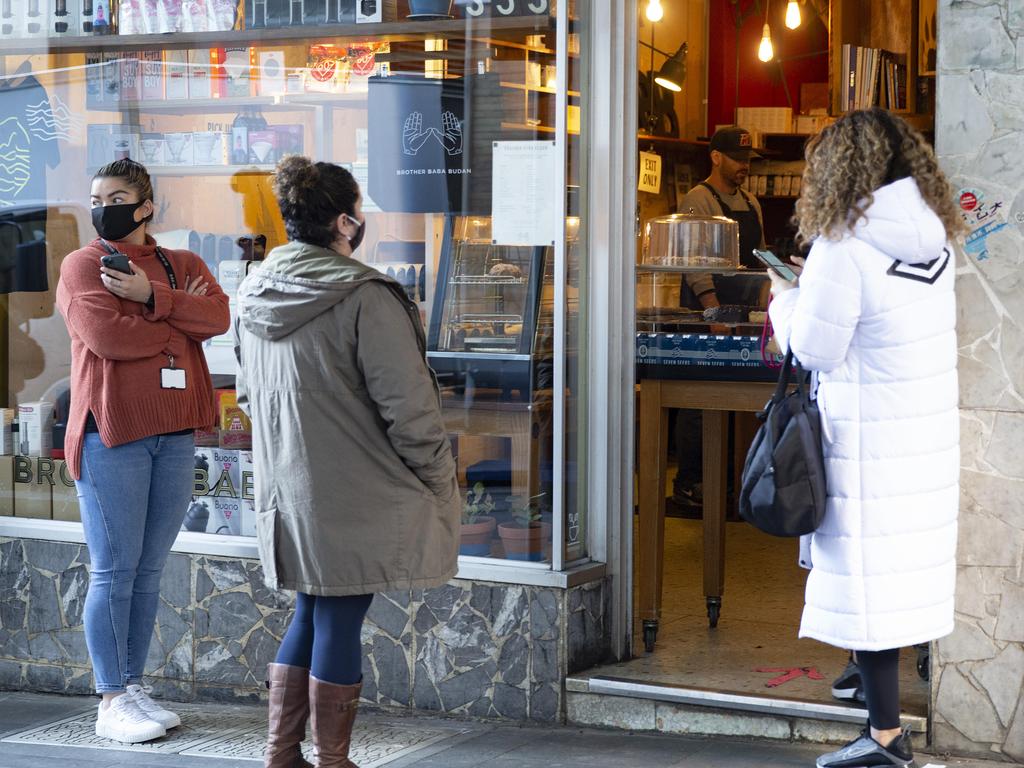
left=707, top=0, right=830, bottom=136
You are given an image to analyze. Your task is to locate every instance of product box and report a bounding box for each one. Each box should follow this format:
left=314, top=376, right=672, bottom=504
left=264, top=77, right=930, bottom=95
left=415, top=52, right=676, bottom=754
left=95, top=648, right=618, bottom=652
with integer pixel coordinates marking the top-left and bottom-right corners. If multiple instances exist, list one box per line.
left=111, top=130, right=141, bottom=162
left=211, top=496, right=242, bottom=535
left=19, top=0, right=47, bottom=36
left=85, top=52, right=104, bottom=107
left=163, top=131, right=194, bottom=165
left=51, top=0, right=81, bottom=36
left=92, top=0, right=114, bottom=33
left=164, top=49, right=190, bottom=99
left=229, top=125, right=249, bottom=165
left=247, top=129, right=278, bottom=165
left=18, top=401, right=53, bottom=458
left=219, top=390, right=252, bottom=449
left=273, top=124, right=303, bottom=156
left=120, top=51, right=142, bottom=101
left=194, top=426, right=220, bottom=447
left=138, top=132, right=166, bottom=166
left=239, top=450, right=256, bottom=537
left=222, top=46, right=252, bottom=97
left=101, top=52, right=123, bottom=103
left=140, top=50, right=164, bottom=99
left=192, top=131, right=226, bottom=165
left=50, top=459, right=80, bottom=522
left=258, top=50, right=285, bottom=96
left=356, top=0, right=379, bottom=23
left=13, top=456, right=51, bottom=519
left=0, top=409, right=14, bottom=456
left=188, top=49, right=213, bottom=99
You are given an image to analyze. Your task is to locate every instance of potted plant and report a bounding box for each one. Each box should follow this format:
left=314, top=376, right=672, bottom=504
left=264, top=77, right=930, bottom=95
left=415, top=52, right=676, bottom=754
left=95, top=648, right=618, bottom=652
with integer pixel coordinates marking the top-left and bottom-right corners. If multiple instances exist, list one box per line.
left=460, top=482, right=497, bottom=556
left=497, top=493, right=551, bottom=562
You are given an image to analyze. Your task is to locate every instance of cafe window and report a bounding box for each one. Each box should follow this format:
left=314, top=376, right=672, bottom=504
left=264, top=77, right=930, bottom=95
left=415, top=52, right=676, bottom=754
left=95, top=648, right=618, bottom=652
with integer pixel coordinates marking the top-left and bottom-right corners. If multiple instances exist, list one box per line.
left=0, top=0, right=591, bottom=572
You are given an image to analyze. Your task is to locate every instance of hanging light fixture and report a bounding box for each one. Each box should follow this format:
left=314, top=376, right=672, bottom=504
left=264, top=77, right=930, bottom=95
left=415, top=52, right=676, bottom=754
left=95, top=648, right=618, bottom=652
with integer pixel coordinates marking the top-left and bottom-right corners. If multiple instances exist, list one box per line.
left=758, top=23, right=774, bottom=61
left=645, top=0, right=664, bottom=23
left=785, top=0, right=801, bottom=29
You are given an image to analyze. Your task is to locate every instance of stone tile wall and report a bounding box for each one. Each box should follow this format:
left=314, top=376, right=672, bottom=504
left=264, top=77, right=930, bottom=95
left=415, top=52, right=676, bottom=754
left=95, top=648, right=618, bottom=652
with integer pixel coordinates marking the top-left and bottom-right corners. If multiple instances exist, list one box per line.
left=0, top=537, right=611, bottom=722
left=936, top=1, right=1024, bottom=761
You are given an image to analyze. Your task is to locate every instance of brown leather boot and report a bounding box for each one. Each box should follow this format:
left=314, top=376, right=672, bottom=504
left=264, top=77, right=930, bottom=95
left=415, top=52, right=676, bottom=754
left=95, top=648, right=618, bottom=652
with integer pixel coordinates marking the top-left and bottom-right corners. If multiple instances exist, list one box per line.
left=265, top=663, right=315, bottom=768
left=309, top=675, right=362, bottom=768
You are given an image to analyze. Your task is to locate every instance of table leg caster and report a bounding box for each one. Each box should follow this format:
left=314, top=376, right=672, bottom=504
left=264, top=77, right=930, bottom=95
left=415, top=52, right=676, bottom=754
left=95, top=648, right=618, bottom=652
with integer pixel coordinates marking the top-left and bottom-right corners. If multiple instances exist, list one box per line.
left=642, top=619, right=659, bottom=653
left=706, top=597, right=721, bottom=628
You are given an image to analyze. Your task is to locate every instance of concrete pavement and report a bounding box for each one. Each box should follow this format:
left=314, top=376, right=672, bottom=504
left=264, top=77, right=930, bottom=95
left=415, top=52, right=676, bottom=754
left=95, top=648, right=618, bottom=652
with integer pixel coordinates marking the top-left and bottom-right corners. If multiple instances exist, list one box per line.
left=0, top=691, right=1020, bottom=768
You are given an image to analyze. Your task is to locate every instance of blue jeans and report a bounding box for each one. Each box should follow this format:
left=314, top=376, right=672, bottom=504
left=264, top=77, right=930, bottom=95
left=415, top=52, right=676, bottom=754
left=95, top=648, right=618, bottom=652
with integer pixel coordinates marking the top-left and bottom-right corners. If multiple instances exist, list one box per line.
left=76, top=432, right=194, bottom=693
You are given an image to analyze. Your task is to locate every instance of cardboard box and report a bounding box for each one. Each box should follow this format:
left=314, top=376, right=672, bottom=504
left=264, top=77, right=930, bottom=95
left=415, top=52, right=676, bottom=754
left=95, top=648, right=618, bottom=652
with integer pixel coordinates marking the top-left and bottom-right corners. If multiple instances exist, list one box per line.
left=85, top=52, right=104, bottom=107
left=13, top=455, right=52, bottom=519
left=273, top=124, right=303, bottom=156
left=247, top=129, right=278, bottom=165
left=258, top=50, right=285, bottom=96
left=51, top=459, right=80, bottom=522
left=229, top=125, right=249, bottom=165
left=101, top=52, right=122, bottom=104
left=356, top=0, right=379, bottom=23
left=164, top=49, right=190, bottom=99
left=92, top=0, right=114, bottom=32
left=188, top=49, right=213, bottom=99
left=163, top=132, right=194, bottom=165
left=192, top=131, right=226, bottom=165
left=0, top=457, right=14, bottom=518
left=120, top=52, right=142, bottom=101
left=140, top=50, right=164, bottom=99
left=111, top=129, right=141, bottom=162
left=18, top=401, right=53, bottom=458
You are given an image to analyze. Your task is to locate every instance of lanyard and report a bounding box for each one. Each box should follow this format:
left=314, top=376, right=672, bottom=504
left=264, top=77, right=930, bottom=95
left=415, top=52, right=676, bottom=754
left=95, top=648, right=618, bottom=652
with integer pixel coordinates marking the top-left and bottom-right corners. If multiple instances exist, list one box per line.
left=98, top=239, right=177, bottom=289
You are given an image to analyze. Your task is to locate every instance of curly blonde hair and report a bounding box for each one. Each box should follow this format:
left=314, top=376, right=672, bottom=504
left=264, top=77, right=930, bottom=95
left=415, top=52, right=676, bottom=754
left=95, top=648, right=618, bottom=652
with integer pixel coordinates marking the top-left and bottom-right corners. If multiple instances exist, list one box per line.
left=793, top=108, right=964, bottom=245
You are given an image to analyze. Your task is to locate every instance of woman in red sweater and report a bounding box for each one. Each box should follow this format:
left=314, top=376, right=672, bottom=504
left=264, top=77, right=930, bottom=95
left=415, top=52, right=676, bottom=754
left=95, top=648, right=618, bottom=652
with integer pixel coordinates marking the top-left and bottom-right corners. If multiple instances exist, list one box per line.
left=56, top=159, right=230, bottom=744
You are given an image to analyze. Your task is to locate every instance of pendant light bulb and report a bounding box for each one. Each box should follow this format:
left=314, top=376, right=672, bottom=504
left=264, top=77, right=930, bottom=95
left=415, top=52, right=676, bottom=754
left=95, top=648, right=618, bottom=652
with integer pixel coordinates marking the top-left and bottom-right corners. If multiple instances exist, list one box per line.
left=785, top=0, right=801, bottom=29
left=758, top=23, right=775, bottom=62
left=645, top=0, right=664, bottom=23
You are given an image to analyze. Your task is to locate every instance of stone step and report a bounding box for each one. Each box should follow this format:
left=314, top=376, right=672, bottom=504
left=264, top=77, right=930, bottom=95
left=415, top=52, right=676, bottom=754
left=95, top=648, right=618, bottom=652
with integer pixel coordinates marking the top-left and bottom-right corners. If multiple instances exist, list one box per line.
left=566, top=675, right=927, bottom=743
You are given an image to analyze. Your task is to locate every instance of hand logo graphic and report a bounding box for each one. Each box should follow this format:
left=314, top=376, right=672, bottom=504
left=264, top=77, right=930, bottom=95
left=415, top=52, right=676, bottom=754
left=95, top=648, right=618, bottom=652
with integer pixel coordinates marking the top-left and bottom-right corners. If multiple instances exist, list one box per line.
left=402, top=111, right=434, bottom=156
left=401, top=111, right=464, bottom=156
left=440, top=110, right=463, bottom=156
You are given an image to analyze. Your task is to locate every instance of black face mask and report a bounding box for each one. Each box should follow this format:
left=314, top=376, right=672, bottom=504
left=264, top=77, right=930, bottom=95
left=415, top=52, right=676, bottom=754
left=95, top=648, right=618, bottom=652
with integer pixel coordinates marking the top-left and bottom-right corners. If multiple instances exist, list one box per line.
left=346, top=214, right=366, bottom=253
left=92, top=202, right=146, bottom=242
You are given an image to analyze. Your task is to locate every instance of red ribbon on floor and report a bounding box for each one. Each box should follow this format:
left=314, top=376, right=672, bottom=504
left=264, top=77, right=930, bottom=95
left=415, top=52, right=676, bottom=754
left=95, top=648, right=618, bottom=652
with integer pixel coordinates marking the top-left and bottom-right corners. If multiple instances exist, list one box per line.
left=754, top=666, right=825, bottom=688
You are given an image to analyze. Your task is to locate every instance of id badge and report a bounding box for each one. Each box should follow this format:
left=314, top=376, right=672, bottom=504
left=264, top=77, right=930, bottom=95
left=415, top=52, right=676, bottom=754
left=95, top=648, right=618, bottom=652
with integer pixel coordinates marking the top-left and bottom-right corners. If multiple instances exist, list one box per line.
left=161, top=367, right=187, bottom=389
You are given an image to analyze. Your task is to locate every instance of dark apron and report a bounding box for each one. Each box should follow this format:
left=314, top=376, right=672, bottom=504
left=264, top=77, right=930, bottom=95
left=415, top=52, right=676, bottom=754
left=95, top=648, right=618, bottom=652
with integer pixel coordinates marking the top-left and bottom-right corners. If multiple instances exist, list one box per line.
left=680, top=182, right=764, bottom=308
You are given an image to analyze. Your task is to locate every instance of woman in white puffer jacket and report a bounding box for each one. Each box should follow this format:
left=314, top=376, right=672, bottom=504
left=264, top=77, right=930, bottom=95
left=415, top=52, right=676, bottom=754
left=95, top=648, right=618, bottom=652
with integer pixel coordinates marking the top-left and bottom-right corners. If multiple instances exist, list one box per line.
left=767, top=108, right=964, bottom=768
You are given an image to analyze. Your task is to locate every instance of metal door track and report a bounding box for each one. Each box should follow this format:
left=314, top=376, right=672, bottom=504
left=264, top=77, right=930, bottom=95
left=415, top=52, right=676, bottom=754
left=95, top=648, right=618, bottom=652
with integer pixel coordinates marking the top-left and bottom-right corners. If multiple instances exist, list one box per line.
left=577, top=676, right=927, bottom=733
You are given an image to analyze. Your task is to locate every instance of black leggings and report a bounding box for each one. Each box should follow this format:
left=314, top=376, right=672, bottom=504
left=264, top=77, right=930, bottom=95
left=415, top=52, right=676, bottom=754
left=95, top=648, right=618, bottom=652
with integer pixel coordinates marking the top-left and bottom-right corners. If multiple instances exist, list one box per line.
left=856, top=648, right=901, bottom=730
left=275, top=593, right=374, bottom=685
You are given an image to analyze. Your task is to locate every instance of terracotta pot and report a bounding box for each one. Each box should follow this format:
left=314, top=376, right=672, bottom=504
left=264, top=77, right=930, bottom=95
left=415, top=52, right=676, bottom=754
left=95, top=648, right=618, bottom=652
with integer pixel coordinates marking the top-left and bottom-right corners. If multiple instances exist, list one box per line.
left=497, top=521, right=552, bottom=562
left=460, top=516, right=496, bottom=556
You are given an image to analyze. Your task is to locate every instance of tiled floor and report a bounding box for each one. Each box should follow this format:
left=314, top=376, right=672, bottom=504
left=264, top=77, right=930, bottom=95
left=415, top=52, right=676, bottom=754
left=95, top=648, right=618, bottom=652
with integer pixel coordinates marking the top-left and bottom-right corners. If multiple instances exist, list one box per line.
left=598, top=514, right=929, bottom=714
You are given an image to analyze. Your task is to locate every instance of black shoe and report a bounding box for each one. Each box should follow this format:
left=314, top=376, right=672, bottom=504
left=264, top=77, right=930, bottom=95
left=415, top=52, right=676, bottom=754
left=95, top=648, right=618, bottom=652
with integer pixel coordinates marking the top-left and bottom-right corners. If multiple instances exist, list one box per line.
left=816, top=727, right=917, bottom=768
left=832, top=658, right=866, bottom=704
left=671, top=482, right=703, bottom=509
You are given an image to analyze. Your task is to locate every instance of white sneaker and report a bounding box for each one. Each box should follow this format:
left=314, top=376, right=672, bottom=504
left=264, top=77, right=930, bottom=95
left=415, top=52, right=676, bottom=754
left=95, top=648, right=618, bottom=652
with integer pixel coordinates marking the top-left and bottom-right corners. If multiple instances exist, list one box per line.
left=95, top=693, right=167, bottom=743
left=127, top=683, right=182, bottom=729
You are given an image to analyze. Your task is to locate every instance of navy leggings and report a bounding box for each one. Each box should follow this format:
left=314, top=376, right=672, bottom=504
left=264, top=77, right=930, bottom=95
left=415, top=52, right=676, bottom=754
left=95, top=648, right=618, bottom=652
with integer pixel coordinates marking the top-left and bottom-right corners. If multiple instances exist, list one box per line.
left=857, top=648, right=901, bottom=731
left=275, top=593, right=374, bottom=685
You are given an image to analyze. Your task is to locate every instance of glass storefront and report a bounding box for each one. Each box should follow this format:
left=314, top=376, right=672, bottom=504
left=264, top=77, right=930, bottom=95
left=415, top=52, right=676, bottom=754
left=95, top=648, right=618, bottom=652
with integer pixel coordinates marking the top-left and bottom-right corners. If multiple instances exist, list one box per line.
left=0, top=0, right=591, bottom=573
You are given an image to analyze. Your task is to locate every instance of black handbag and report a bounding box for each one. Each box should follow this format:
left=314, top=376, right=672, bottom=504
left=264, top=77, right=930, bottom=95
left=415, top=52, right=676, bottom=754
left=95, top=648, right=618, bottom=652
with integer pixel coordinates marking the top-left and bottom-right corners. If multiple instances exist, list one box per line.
left=739, top=349, right=827, bottom=537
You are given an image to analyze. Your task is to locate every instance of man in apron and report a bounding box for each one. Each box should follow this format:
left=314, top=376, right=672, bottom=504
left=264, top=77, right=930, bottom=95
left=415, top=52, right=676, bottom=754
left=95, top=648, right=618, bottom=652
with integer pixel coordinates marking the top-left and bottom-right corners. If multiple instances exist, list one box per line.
left=672, top=126, right=767, bottom=509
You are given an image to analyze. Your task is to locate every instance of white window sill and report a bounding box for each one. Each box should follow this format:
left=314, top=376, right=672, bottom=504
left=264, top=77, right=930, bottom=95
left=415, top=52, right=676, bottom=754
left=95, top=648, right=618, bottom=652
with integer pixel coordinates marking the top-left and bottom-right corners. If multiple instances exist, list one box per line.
left=0, top=518, right=605, bottom=589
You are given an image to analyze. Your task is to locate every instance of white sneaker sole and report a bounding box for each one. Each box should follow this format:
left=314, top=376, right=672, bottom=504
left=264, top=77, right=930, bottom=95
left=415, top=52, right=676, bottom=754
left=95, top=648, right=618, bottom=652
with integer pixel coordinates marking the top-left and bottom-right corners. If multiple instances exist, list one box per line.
left=831, top=685, right=860, bottom=700
left=95, top=719, right=167, bottom=743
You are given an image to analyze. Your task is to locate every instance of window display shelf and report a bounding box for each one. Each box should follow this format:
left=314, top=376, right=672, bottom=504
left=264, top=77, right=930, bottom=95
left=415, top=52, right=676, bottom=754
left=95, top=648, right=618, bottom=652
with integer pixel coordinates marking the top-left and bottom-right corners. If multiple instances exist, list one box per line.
left=1, top=15, right=553, bottom=55
left=147, top=164, right=275, bottom=176
left=87, top=92, right=369, bottom=113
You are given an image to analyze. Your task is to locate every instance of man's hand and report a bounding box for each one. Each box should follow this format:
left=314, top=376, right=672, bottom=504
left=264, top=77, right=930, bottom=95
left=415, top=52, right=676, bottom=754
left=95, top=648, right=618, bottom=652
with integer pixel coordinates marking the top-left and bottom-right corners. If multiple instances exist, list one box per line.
left=101, top=262, right=152, bottom=304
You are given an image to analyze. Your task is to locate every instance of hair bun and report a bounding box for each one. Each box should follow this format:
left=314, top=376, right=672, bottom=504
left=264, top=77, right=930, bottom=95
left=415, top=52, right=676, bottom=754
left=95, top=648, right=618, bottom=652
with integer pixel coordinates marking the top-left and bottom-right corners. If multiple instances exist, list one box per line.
left=273, top=155, right=320, bottom=207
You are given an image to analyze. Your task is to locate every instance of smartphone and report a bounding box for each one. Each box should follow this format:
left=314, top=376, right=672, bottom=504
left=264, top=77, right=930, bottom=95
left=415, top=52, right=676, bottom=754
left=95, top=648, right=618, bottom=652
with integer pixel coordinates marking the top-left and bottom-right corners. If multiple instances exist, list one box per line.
left=100, top=252, right=133, bottom=274
left=752, top=249, right=798, bottom=282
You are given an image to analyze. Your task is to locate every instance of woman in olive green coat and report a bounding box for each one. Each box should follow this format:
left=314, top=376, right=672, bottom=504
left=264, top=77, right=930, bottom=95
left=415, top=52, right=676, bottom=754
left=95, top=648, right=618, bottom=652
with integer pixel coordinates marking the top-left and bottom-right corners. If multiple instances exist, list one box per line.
left=234, top=156, right=459, bottom=768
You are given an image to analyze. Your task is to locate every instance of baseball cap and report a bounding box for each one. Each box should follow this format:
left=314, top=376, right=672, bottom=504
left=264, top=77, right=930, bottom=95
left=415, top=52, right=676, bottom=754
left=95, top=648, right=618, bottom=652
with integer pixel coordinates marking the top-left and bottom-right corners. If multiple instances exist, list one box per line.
left=709, top=126, right=761, bottom=161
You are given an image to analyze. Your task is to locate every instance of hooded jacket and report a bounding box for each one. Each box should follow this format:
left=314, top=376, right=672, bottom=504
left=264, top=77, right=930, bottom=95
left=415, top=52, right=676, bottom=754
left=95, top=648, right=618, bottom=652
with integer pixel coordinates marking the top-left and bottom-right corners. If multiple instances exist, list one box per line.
left=234, top=241, right=459, bottom=596
left=769, top=177, right=959, bottom=651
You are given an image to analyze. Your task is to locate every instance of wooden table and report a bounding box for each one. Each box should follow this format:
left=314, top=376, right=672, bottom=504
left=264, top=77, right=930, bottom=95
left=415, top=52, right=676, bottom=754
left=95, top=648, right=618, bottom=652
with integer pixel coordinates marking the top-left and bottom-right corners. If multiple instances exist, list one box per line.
left=637, top=378, right=776, bottom=651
